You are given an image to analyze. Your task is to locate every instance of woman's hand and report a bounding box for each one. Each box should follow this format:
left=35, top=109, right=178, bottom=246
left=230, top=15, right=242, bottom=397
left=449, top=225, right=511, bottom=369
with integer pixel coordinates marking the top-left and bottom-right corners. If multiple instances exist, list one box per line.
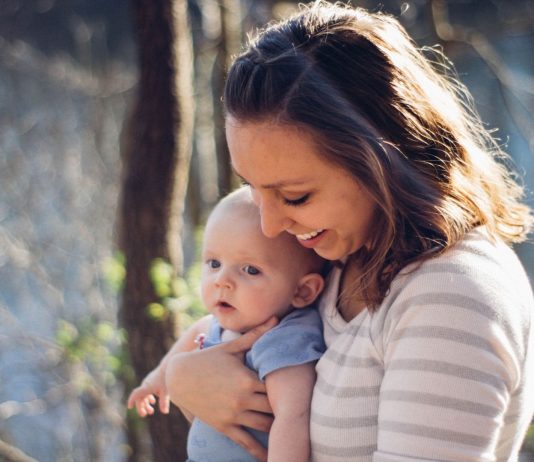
left=165, top=317, right=278, bottom=462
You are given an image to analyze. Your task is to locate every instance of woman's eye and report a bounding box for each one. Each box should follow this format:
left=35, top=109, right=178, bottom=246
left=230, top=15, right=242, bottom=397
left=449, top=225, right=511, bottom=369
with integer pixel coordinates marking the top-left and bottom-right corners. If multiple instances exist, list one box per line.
left=283, top=193, right=310, bottom=206
left=243, top=265, right=260, bottom=275
left=207, top=259, right=221, bottom=269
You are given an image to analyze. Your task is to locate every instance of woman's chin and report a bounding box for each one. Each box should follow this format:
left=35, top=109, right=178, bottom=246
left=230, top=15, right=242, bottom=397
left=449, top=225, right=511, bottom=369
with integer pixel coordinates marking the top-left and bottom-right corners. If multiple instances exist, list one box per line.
left=312, top=240, right=346, bottom=261
left=314, top=248, right=342, bottom=261
left=315, top=242, right=361, bottom=261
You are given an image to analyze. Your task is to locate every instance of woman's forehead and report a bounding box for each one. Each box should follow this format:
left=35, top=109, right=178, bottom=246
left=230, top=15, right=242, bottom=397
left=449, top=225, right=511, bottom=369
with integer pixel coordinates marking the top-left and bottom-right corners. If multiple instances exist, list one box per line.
left=227, top=122, right=329, bottom=185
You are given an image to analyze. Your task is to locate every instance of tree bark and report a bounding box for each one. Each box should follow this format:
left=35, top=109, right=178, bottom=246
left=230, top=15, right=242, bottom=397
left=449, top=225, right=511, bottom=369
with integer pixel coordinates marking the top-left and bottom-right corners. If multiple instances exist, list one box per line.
left=212, top=0, right=242, bottom=197
left=120, top=0, right=194, bottom=460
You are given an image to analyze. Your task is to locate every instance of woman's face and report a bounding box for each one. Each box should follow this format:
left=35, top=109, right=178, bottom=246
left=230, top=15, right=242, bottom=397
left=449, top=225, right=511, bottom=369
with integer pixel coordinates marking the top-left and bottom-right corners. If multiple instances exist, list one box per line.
left=227, top=118, right=377, bottom=261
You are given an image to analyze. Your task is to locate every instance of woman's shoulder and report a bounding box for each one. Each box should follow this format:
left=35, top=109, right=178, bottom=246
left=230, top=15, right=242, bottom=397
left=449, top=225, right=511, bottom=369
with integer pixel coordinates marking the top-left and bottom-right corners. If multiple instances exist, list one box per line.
left=373, top=227, right=533, bottom=360
left=394, top=227, right=531, bottom=304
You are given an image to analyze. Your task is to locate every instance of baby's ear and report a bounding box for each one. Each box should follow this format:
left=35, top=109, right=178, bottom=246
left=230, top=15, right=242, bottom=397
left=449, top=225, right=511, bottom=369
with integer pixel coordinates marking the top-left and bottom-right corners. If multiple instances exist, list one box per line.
left=292, top=273, right=325, bottom=308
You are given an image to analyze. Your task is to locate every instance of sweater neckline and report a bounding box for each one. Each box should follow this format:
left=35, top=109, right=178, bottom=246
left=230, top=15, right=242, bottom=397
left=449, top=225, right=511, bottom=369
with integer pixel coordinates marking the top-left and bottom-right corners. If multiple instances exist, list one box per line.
left=320, top=261, right=368, bottom=333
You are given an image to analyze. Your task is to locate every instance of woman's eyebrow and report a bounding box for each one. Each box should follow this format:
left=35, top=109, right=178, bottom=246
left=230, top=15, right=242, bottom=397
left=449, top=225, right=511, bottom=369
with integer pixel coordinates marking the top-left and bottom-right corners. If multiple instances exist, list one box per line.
left=232, top=168, right=310, bottom=189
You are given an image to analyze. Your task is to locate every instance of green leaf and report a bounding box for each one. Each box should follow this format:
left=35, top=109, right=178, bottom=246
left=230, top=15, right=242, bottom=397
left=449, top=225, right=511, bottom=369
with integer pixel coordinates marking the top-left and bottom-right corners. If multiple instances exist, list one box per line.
left=96, top=322, right=115, bottom=342
left=101, top=252, right=126, bottom=293
left=172, top=277, right=189, bottom=297
left=55, top=320, right=79, bottom=347
left=146, top=302, right=168, bottom=320
left=149, top=258, right=174, bottom=286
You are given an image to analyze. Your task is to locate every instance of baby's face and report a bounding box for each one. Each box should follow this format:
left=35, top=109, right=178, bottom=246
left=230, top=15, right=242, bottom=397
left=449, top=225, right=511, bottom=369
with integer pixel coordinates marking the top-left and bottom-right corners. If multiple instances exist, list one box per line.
left=200, top=206, right=312, bottom=333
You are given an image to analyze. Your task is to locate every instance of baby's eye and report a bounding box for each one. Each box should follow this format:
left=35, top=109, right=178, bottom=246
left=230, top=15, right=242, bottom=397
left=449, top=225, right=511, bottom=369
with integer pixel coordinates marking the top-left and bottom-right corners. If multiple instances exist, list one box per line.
left=207, top=259, right=221, bottom=269
left=243, top=265, right=260, bottom=275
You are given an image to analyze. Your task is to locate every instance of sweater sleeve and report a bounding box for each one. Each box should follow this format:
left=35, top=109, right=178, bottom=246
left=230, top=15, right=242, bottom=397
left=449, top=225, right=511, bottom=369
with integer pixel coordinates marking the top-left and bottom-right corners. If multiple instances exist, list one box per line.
left=373, top=253, right=527, bottom=461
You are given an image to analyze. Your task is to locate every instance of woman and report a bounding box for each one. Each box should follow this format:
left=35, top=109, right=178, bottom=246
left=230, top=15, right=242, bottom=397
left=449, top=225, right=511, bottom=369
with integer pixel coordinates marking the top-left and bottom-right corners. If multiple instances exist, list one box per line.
left=166, top=2, right=534, bottom=461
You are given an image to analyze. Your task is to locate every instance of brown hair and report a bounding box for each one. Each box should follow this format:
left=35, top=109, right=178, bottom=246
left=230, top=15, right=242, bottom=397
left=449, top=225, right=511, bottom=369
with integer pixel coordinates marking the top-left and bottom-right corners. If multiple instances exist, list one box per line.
left=224, top=1, right=532, bottom=308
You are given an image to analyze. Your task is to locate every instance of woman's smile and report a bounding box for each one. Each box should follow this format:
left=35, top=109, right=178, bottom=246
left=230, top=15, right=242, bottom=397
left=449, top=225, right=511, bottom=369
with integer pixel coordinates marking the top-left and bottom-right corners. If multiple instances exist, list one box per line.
left=295, top=229, right=325, bottom=241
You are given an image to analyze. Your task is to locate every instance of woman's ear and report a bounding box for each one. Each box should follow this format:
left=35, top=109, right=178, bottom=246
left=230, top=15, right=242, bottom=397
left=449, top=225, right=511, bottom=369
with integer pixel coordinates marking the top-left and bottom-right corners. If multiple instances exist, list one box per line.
left=292, top=273, right=325, bottom=308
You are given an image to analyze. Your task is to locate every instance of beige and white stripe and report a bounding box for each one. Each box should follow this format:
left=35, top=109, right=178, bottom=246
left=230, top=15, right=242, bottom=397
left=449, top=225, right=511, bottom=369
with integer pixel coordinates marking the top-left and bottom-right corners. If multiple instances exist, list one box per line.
left=310, top=228, right=534, bottom=461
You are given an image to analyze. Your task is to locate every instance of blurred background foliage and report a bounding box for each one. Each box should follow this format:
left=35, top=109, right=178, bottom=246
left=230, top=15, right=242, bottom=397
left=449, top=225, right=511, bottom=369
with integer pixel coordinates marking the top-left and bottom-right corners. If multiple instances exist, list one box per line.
left=0, top=0, right=533, bottom=461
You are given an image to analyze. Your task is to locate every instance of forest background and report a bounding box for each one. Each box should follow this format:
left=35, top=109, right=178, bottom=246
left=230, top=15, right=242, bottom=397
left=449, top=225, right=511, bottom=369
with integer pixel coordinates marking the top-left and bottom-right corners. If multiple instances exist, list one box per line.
left=1, top=0, right=534, bottom=461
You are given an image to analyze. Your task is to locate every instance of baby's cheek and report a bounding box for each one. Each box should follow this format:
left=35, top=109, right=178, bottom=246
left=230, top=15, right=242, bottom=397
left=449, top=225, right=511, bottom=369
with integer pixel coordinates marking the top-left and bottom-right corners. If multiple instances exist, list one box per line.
left=199, top=280, right=212, bottom=303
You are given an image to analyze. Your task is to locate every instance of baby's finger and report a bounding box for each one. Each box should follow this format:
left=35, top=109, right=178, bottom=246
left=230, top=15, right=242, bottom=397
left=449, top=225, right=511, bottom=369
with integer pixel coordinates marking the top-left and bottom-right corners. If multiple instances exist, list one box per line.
left=142, top=400, right=155, bottom=416
left=159, top=394, right=170, bottom=414
left=136, top=401, right=148, bottom=417
left=127, top=388, right=143, bottom=409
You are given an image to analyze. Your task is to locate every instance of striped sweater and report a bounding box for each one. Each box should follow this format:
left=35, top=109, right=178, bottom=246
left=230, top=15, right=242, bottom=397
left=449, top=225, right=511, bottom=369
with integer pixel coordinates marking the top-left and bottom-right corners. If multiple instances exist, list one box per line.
left=310, top=228, right=534, bottom=461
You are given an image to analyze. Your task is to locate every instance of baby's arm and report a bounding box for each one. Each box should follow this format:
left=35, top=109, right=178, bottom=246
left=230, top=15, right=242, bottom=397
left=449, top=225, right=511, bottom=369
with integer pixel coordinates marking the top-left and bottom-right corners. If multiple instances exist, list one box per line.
left=265, top=362, right=316, bottom=462
left=127, top=314, right=213, bottom=419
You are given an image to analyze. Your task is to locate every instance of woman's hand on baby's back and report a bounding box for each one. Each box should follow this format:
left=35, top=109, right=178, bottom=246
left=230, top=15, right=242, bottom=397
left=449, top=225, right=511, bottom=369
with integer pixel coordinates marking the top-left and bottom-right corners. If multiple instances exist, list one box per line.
left=165, top=317, right=278, bottom=462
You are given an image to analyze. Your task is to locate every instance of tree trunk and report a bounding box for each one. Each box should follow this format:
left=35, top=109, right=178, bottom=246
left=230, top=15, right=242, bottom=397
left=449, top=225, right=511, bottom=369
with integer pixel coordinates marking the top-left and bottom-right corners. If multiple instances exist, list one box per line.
left=212, top=0, right=242, bottom=197
left=120, top=0, right=194, bottom=460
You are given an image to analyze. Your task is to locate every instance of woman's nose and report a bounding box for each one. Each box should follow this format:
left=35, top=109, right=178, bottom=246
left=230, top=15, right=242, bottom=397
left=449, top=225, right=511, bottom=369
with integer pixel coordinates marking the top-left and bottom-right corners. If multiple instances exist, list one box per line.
left=259, top=199, right=292, bottom=238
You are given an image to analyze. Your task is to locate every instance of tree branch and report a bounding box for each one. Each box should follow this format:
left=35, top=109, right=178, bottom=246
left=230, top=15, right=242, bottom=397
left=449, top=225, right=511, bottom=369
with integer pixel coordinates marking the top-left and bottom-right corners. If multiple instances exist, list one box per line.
left=430, top=0, right=534, bottom=150
left=0, top=36, right=136, bottom=97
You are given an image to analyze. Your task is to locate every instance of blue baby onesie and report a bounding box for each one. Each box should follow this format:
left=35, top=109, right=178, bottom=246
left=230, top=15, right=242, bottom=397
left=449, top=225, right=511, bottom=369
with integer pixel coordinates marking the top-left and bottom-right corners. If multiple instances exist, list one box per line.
left=186, top=307, right=325, bottom=462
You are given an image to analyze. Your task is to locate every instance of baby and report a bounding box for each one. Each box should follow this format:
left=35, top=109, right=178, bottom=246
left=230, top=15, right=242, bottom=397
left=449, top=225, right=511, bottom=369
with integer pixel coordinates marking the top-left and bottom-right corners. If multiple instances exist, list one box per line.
left=128, top=187, right=326, bottom=461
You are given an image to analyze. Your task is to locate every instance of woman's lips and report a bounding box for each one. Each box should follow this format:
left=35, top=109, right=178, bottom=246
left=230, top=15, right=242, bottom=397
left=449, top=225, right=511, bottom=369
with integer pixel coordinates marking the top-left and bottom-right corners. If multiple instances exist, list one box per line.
left=296, top=229, right=327, bottom=248
left=296, top=229, right=324, bottom=240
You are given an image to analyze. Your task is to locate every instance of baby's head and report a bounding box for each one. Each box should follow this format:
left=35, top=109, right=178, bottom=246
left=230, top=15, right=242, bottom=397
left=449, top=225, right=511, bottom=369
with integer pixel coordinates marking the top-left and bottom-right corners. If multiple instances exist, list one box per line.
left=201, top=187, right=325, bottom=333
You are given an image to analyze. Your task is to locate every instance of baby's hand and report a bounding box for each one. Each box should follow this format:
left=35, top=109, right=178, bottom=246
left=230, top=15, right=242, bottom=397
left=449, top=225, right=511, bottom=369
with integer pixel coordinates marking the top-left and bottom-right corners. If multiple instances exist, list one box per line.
left=127, top=366, right=170, bottom=417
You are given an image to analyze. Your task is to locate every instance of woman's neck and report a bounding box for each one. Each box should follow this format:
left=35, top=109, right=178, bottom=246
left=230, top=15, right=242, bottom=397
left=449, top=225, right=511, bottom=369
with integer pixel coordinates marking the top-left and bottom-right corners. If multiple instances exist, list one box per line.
left=337, top=258, right=368, bottom=321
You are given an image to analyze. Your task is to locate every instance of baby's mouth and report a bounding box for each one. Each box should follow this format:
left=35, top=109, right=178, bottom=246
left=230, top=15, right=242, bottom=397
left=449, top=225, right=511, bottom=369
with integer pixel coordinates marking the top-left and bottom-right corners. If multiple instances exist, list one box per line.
left=216, top=300, right=234, bottom=309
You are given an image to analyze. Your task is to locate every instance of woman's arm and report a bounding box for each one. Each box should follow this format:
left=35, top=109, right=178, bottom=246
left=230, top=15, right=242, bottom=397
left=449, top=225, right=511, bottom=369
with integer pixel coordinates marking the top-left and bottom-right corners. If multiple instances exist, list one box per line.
left=165, top=318, right=278, bottom=462
left=265, top=363, right=316, bottom=462
left=373, top=258, right=528, bottom=461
